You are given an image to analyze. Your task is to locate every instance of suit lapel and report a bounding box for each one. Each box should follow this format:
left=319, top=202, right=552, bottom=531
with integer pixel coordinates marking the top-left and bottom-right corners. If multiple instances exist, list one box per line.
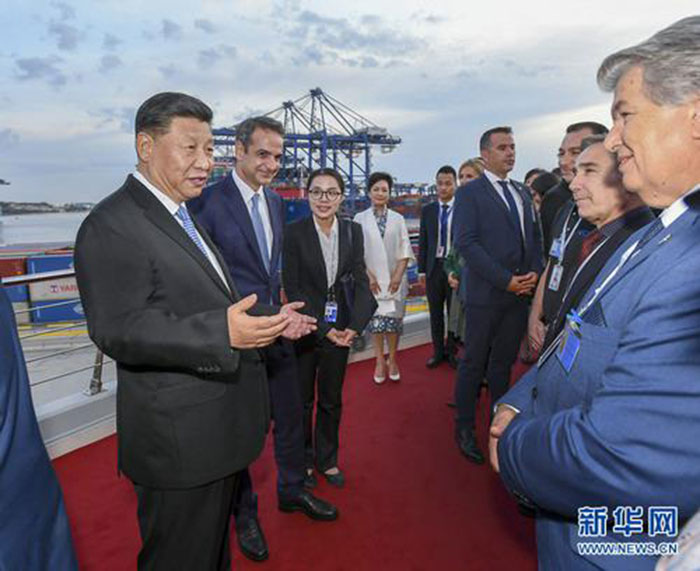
left=304, top=217, right=329, bottom=290
left=480, top=176, right=519, bottom=233
left=127, top=177, right=233, bottom=298
left=223, top=175, right=270, bottom=276
left=604, top=209, right=697, bottom=294
left=194, top=217, right=239, bottom=300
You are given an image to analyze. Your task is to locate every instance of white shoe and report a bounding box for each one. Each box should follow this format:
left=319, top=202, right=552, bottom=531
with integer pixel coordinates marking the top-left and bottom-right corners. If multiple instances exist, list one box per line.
left=389, top=370, right=401, bottom=382
left=373, top=374, right=386, bottom=384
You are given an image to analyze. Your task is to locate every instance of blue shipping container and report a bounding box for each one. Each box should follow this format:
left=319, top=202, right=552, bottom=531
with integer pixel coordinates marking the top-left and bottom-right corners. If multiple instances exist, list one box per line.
left=27, top=254, right=74, bottom=274
left=4, top=284, right=29, bottom=302
left=31, top=299, right=84, bottom=323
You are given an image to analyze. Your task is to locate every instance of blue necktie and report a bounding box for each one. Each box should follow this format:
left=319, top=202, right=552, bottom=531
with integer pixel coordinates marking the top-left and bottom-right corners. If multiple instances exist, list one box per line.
left=250, top=193, right=270, bottom=273
left=497, top=180, right=522, bottom=237
left=176, top=204, right=208, bottom=256
left=439, top=203, right=449, bottom=256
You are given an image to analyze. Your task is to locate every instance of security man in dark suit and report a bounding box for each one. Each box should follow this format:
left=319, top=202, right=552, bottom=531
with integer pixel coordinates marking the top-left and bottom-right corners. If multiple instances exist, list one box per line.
left=452, top=126, right=543, bottom=464
left=418, top=165, right=459, bottom=369
left=75, top=93, right=315, bottom=571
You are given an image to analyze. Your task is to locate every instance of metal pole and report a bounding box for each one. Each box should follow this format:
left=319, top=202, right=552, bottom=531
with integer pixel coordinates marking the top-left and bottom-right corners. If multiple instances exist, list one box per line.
left=84, top=348, right=105, bottom=396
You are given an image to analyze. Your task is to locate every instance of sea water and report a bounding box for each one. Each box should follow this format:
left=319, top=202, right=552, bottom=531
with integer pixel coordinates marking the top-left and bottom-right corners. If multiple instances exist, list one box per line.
left=0, top=212, right=88, bottom=247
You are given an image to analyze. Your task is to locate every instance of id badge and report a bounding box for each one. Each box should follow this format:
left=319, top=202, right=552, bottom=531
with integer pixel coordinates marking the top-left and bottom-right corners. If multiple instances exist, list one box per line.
left=556, top=312, right=582, bottom=373
left=549, top=238, right=562, bottom=260
left=324, top=301, right=338, bottom=323
left=548, top=264, right=563, bottom=291
left=436, top=246, right=445, bottom=258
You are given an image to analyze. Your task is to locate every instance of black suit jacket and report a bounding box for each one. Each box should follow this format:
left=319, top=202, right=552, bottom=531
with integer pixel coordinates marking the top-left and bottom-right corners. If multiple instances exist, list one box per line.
left=282, top=216, right=377, bottom=339
left=417, top=200, right=453, bottom=277
left=74, top=175, right=270, bottom=489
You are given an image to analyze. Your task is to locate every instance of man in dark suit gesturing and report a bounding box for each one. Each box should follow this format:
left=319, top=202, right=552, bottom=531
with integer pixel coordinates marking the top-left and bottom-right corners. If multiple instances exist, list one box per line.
left=418, top=165, right=459, bottom=368
left=189, top=117, right=337, bottom=563
left=75, top=93, right=314, bottom=570
left=452, top=126, right=543, bottom=463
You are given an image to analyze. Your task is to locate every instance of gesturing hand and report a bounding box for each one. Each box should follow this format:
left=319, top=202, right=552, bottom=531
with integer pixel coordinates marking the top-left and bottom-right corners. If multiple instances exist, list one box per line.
left=280, top=301, right=317, bottom=340
left=227, top=294, right=290, bottom=349
left=489, top=406, right=518, bottom=473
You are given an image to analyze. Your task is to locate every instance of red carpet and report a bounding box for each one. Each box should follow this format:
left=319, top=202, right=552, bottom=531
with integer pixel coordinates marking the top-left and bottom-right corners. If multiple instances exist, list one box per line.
left=53, top=344, right=536, bottom=570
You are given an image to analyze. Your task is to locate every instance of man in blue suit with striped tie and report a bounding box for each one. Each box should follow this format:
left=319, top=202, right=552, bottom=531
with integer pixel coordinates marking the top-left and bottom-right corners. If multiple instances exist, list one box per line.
left=490, top=16, right=700, bottom=570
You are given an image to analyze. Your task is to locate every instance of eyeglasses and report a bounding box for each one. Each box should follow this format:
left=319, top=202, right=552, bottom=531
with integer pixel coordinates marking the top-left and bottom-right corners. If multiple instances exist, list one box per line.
left=308, top=188, right=343, bottom=201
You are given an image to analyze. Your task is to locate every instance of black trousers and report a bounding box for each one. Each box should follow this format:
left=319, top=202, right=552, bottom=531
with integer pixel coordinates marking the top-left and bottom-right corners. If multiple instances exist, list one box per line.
left=454, top=301, right=528, bottom=430
left=426, top=260, right=456, bottom=358
left=295, top=335, right=350, bottom=472
left=134, top=472, right=238, bottom=571
left=233, top=340, right=305, bottom=521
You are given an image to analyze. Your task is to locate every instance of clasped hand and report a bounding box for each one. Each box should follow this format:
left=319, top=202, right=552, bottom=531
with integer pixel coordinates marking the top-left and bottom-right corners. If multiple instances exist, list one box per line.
left=326, top=327, right=357, bottom=347
left=507, top=272, right=538, bottom=296
left=227, top=294, right=317, bottom=349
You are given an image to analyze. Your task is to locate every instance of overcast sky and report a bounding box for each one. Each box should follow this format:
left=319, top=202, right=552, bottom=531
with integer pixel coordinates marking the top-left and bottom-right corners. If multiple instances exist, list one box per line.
left=0, top=1, right=697, bottom=202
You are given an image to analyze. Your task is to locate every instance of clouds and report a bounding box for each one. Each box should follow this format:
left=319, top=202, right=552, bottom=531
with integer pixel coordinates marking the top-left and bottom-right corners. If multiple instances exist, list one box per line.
left=1, top=0, right=699, bottom=203
left=198, top=45, right=237, bottom=69
left=103, top=33, right=123, bottom=51
left=161, top=19, right=183, bottom=41
left=284, top=10, right=425, bottom=68
left=0, top=129, right=20, bottom=149
left=99, top=54, right=123, bottom=73
left=14, top=57, right=67, bottom=87
left=194, top=19, right=217, bottom=33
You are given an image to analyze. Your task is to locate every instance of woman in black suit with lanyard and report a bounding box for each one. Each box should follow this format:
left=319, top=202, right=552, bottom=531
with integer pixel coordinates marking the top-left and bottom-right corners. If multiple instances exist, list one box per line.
left=283, top=168, right=377, bottom=488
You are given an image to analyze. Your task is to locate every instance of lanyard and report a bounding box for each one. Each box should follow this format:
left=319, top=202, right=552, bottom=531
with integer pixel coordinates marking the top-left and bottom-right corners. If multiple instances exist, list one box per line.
left=559, top=235, right=610, bottom=308
left=537, top=237, right=637, bottom=368
left=553, top=207, right=582, bottom=261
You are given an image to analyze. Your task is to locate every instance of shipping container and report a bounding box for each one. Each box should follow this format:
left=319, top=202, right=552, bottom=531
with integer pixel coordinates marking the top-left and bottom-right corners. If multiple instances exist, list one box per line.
left=0, top=257, right=27, bottom=278
left=30, top=299, right=84, bottom=323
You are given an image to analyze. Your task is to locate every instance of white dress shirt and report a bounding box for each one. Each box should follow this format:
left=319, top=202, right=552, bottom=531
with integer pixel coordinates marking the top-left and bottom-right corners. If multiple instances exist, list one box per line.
left=232, top=169, right=273, bottom=260
left=484, top=169, right=525, bottom=238
left=313, top=217, right=339, bottom=290
left=132, top=171, right=229, bottom=290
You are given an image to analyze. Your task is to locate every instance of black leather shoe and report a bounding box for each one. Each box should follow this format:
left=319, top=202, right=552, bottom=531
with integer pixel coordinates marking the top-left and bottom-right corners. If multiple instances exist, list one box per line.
left=447, top=354, right=458, bottom=369
left=236, top=516, right=268, bottom=562
left=278, top=490, right=338, bottom=521
left=304, top=471, right=317, bottom=489
left=322, top=469, right=345, bottom=488
left=455, top=429, right=485, bottom=464
left=426, top=355, right=443, bottom=368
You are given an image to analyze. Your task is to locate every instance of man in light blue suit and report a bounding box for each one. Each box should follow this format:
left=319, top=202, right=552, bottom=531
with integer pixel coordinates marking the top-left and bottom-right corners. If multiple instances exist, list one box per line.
left=490, top=16, right=700, bottom=570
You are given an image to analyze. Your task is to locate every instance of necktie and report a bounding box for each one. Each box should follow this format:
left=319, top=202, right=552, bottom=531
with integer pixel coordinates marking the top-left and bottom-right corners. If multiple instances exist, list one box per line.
left=250, top=193, right=270, bottom=273
left=577, top=229, right=604, bottom=266
left=176, top=204, right=208, bottom=256
left=497, top=180, right=522, bottom=239
left=439, top=203, right=449, bottom=256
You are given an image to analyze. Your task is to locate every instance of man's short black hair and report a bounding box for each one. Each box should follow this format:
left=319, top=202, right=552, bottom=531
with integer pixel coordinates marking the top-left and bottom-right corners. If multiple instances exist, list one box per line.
left=236, top=116, right=285, bottom=151
left=565, top=121, right=609, bottom=136
left=530, top=172, right=561, bottom=197
left=479, top=126, right=513, bottom=151
left=367, top=171, right=393, bottom=195
left=436, top=165, right=457, bottom=180
left=135, top=92, right=212, bottom=136
left=524, top=168, right=548, bottom=183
